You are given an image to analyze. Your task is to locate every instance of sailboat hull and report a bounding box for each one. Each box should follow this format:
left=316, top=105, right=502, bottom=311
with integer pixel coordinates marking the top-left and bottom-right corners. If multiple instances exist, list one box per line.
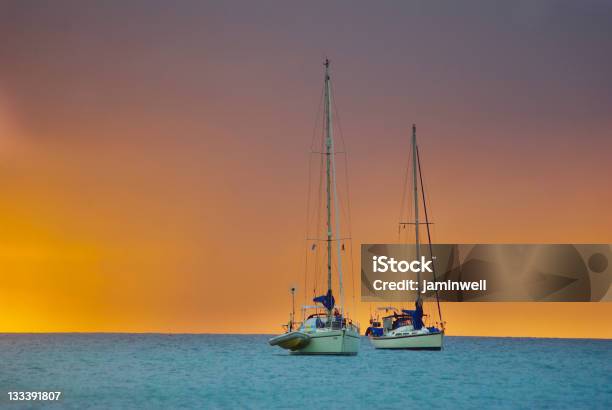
left=291, top=328, right=359, bottom=355
left=370, top=331, right=443, bottom=350
left=270, top=327, right=359, bottom=355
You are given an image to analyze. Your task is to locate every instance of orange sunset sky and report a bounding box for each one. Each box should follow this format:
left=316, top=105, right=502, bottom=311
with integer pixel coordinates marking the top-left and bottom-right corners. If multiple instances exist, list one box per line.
left=0, top=1, right=611, bottom=338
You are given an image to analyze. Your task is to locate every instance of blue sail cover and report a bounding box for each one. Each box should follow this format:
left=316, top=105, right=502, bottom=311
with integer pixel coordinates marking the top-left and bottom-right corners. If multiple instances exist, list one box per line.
left=413, top=303, right=424, bottom=330
left=402, top=303, right=424, bottom=330
left=313, top=290, right=335, bottom=311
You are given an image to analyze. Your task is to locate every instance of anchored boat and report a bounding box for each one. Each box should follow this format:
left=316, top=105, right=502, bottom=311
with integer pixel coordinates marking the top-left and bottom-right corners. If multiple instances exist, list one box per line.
left=269, top=60, right=359, bottom=355
left=366, top=125, right=445, bottom=350
left=366, top=305, right=444, bottom=350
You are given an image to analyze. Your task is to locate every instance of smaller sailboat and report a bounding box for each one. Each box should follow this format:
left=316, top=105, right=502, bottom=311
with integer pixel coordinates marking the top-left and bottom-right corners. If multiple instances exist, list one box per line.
left=269, top=59, right=360, bottom=355
left=366, top=125, right=445, bottom=350
left=366, top=304, right=443, bottom=350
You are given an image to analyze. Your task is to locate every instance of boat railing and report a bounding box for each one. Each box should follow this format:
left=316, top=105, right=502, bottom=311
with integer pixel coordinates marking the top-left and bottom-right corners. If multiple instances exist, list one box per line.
left=330, top=320, right=343, bottom=330
left=294, top=315, right=360, bottom=332
left=329, top=318, right=360, bottom=332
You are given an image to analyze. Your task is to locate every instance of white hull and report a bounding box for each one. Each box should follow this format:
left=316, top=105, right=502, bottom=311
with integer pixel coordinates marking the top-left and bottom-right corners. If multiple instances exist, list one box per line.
left=370, top=331, right=443, bottom=350
left=289, top=328, right=360, bottom=355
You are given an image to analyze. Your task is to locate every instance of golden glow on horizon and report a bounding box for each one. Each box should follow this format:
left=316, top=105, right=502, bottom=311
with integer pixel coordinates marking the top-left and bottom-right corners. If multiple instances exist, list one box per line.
left=0, top=134, right=610, bottom=338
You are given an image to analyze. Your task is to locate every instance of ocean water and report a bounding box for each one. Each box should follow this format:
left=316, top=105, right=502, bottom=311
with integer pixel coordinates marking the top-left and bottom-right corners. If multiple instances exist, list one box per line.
left=0, top=334, right=610, bottom=409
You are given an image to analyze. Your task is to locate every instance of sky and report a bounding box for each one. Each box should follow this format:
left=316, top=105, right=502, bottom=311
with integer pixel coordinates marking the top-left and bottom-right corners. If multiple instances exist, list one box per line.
left=0, top=0, right=611, bottom=337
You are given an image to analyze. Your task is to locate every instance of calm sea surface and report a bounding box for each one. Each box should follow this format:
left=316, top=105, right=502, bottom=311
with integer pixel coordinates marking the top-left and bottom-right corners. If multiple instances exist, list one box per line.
left=0, top=334, right=610, bottom=409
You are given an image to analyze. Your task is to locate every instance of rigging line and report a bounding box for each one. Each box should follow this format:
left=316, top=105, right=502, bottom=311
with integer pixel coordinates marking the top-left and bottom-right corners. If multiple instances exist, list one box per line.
left=328, top=77, right=345, bottom=316
left=348, top=240, right=356, bottom=319
left=306, top=82, right=325, bottom=306
left=330, top=81, right=348, bottom=158
left=314, top=101, right=327, bottom=297
left=329, top=247, right=350, bottom=314
left=342, top=154, right=356, bottom=316
left=330, top=82, right=357, bottom=317
left=330, top=83, right=353, bottom=232
left=304, top=101, right=324, bottom=308
left=303, top=152, right=316, bottom=310
left=398, top=137, right=412, bottom=242
left=328, top=82, right=348, bottom=224
left=407, top=141, right=415, bottom=249
left=339, top=162, right=351, bottom=235
left=417, top=145, right=443, bottom=325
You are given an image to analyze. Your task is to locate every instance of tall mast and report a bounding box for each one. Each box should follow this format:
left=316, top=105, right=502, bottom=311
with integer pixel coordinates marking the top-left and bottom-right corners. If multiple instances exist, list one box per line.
left=324, top=59, right=333, bottom=314
left=322, top=59, right=345, bottom=317
left=412, top=124, right=421, bottom=304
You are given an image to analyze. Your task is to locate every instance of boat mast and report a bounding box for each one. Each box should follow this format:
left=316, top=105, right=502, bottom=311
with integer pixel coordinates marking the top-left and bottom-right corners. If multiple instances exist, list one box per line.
left=322, top=59, right=345, bottom=318
left=412, top=124, right=422, bottom=305
left=324, top=59, right=333, bottom=317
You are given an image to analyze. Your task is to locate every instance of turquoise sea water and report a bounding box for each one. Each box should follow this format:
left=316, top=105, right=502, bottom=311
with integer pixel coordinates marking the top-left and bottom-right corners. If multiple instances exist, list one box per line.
left=1, top=334, right=610, bottom=409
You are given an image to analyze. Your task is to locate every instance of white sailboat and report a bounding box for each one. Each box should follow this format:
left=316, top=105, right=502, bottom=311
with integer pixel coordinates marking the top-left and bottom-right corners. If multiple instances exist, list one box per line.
left=367, top=125, right=445, bottom=350
left=269, top=59, right=360, bottom=355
